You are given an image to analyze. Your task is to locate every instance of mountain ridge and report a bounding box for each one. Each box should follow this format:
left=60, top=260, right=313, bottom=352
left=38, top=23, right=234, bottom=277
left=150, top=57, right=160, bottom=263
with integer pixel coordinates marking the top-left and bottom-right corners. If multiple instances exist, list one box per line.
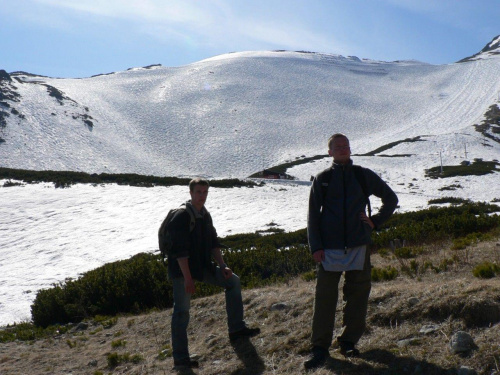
left=1, top=39, right=499, bottom=185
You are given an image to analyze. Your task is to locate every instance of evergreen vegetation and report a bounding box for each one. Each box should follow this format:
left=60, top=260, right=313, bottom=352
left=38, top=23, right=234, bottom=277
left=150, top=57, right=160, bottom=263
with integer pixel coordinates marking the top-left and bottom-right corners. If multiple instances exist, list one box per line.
left=425, top=159, right=499, bottom=178
left=248, top=154, right=329, bottom=176
left=357, top=136, right=424, bottom=156
left=27, top=201, right=500, bottom=328
left=0, top=167, right=257, bottom=189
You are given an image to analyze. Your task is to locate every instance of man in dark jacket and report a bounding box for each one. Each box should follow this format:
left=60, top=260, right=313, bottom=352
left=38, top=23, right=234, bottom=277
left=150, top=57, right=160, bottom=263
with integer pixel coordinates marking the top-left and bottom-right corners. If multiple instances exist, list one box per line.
left=304, top=134, right=398, bottom=370
left=168, top=178, right=260, bottom=369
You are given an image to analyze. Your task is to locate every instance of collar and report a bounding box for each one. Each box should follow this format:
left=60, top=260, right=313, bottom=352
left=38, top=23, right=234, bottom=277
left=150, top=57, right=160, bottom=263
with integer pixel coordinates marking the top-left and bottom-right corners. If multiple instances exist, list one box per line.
left=186, top=200, right=207, bottom=218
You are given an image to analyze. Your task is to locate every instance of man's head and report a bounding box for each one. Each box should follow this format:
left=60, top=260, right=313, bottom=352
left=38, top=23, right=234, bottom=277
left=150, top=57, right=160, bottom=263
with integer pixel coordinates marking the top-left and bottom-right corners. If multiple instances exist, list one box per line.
left=189, top=178, right=209, bottom=210
left=328, top=133, right=351, bottom=165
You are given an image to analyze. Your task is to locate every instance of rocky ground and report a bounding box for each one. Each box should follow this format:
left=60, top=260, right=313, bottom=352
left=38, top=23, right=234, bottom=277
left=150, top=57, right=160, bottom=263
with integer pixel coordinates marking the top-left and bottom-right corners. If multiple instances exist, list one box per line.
left=0, top=239, right=499, bottom=375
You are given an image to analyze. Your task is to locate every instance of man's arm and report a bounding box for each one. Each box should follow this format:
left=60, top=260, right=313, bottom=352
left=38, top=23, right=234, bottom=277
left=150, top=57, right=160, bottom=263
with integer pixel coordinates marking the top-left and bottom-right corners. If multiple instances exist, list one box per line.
left=177, top=257, right=195, bottom=293
left=364, top=169, right=399, bottom=229
left=212, top=247, right=233, bottom=279
left=307, top=175, right=325, bottom=257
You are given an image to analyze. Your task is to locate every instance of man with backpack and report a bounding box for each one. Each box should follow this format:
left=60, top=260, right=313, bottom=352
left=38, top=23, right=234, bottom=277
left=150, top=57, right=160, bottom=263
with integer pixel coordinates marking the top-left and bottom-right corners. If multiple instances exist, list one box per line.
left=304, top=133, right=398, bottom=370
left=164, top=178, right=260, bottom=369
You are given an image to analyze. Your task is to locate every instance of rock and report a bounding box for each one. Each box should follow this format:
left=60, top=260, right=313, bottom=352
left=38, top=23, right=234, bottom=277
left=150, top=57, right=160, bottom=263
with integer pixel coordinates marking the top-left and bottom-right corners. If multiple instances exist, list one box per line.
left=419, top=324, right=440, bottom=335
left=87, top=359, right=98, bottom=367
left=457, top=366, right=477, bottom=375
left=450, top=331, right=476, bottom=355
left=397, top=338, right=420, bottom=347
left=74, top=322, right=88, bottom=331
left=205, top=334, right=216, bottom=342
left=408, top=297, right=420, bottom=306
left=270, top=302, right=288, bottom=311
left=0, top=70, right=12, bottom=81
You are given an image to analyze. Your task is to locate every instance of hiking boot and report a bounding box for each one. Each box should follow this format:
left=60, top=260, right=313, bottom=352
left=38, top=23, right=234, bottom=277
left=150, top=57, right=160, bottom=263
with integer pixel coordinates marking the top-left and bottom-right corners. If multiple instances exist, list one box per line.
left=173, top=357, right=199, bottom=369
left=338, top=341, right=360, bottom=357
left=229, top=326, right=261, bottom=341
left=303, top=346, right=328, bottom=370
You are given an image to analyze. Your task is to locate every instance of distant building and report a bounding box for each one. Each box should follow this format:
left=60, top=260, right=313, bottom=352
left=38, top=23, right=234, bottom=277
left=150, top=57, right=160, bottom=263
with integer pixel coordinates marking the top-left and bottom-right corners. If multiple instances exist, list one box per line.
left=258, top=169, right=293, bottom=180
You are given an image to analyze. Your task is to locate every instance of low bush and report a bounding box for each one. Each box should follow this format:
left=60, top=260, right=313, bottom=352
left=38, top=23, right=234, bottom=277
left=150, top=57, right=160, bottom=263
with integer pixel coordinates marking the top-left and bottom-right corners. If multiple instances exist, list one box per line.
left=31, top=243, right=314, bottom=327
left=473, top=262, right=500, bottom=279
left=394, top=246, right=424, bottom=259
left=451, top=232, right=493, bottom=250
left=371, top=266, right=398, bottom=282
left=0, top=167, right=256, bottom=189
left=29, top=202, right=500, bottom=327
left=372, top=202, right=500, bottom=249
left=425, top=159, right=499, bottom=178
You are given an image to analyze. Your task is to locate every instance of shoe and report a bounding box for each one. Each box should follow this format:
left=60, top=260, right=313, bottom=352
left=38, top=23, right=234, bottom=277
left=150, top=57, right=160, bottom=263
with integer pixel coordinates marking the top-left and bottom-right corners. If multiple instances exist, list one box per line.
left=173, top=357, right=199, bottom=369
left=303, top=347, right=328, bottom=370
left=229, top=326, right=261, bottom=341
left=338, top=341, right=360, bottom=357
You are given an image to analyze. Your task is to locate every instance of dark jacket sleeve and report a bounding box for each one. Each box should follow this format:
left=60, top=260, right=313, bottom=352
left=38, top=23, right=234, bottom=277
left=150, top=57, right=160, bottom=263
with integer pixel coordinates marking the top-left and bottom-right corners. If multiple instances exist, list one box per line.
left=207, top=212, right=223, bottom=249
left=168, top=210, right=192, bottom=259
left=364, top=168, right=399, bottom=230
left=307, top=174, right=325, bottom=253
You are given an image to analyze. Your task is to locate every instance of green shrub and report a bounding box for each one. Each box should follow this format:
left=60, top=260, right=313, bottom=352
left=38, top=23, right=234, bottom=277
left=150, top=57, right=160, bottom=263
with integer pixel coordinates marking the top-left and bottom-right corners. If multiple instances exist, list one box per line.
left=451, top=232, right=493, bottom=250
left=29, top=202, right=500, bottom=327
left=107, top=352, right=143, bottom=367
left=473, top=262, right=500, bottom=279
left=0, top=322, right=60, bottom=343
left=372, top=202, right=500, bottom=249
left=107, top=352, right=120, bottom=368
left=0, top=167, right=256, bottom=189
left=301, top=270, right=316, bottom=282
left=31, top=241, right=314, bottom=327
left=394, top=246, right=424, bottom=259
left=111, top=339, right=127, bottom=348
left=371, top=266, right=398, bottom=282
left=429, top=197, right=469, bottom=204
left=158, top=344, right=173, bottom=360
left=425, top=159, right=499, bottom=178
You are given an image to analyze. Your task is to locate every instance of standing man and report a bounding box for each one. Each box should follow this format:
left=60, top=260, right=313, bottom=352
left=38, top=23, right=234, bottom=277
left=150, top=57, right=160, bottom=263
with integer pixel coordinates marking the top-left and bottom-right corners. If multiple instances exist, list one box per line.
left=304, top=133, right=398, bottom=370
left=168, top=178, right=260, bottom=369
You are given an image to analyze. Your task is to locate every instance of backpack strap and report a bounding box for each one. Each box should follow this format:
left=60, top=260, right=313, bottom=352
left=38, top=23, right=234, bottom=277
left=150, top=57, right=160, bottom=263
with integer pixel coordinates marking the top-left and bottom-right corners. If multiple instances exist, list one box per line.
left=183, top=204, right=197, bottom=232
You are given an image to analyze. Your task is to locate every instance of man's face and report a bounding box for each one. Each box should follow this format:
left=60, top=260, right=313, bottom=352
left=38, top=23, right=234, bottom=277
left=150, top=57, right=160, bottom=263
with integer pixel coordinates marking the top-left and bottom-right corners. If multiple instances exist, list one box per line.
left=328, top=136, right=351, bottom=164
left=190, top=184, right=209, bottom=209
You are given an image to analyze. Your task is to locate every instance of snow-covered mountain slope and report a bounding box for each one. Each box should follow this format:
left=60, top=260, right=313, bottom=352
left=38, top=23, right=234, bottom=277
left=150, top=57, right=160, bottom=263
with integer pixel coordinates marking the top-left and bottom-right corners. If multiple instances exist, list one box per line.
left=1, top=38, right=499, bottom=180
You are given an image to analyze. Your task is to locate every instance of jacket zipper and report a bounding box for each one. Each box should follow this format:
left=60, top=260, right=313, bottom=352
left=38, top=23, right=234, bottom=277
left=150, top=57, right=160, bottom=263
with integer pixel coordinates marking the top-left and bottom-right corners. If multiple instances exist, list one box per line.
left=342, top=165, right=347, bottom=253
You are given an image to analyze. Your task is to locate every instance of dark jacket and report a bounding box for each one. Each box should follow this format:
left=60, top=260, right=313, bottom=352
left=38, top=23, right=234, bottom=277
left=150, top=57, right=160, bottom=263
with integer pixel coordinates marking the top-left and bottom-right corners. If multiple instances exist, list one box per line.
left=307, top=160, right=398, bottom=253
left=167, top=201, right=221, bottom=280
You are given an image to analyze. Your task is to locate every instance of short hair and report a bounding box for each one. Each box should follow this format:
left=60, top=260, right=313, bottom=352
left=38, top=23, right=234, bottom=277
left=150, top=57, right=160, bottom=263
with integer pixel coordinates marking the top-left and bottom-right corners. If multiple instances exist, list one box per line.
left=189, top=177, right=209, bottom=192
left=328, top=133, right=349, bottom=150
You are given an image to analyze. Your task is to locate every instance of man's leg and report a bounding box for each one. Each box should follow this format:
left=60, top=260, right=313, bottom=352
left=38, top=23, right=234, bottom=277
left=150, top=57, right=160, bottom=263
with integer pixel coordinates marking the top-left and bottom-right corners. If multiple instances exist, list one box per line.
left=338, top=250, right=372, bottom=346
left=311, top=264, right=342, bottom=349
left=171, top=277, right=191, bottom=362
left=202, top=267, right=245, bottom=333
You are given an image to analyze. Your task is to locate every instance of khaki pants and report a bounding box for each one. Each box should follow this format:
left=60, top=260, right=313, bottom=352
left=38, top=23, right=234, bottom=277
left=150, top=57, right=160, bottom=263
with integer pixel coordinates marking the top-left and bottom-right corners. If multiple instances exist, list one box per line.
left=311, top=251, right=371, bottom=349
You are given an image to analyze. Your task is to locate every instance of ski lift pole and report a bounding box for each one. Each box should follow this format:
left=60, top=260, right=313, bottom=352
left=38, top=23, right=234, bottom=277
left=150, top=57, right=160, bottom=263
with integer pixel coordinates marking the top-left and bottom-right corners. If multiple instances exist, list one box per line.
left=440, top=151, right=443, bottom=174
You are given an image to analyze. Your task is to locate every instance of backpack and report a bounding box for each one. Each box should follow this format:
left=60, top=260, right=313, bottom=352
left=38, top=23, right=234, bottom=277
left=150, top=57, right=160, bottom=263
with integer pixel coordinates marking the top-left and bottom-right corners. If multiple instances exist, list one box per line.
left=319, top=165, right=371, bottom=217
left=158, top=205, right=196, bottom=262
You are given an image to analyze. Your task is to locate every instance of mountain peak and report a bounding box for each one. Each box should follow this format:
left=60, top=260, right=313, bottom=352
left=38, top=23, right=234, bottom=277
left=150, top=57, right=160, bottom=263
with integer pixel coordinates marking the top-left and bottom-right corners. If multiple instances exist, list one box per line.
left=458, top=35, right=500, bottom=62
left=479, top=35, right=500, bottom=54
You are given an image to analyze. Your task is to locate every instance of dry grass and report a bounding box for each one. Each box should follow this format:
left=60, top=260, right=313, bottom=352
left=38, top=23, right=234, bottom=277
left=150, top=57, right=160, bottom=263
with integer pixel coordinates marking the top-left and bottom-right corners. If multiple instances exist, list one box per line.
left=0, top=239, right=499, bottom=375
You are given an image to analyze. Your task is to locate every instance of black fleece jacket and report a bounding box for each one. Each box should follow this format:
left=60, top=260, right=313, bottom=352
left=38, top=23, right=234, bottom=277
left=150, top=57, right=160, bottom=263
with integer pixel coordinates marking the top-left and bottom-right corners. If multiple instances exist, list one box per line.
left=167, top=202, right=221, bottom=280
left=308, top=160, right=398, bottom=253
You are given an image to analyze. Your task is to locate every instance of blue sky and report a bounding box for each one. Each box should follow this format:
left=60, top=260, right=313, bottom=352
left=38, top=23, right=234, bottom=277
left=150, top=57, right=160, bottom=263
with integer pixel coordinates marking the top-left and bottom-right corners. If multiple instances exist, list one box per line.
left=1, top=0, right=498, bottom=78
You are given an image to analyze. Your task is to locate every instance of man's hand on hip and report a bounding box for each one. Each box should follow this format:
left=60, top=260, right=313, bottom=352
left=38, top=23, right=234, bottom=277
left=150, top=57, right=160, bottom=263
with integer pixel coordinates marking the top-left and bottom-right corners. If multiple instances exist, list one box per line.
left=313, top=250, right=325, bottom=263
left=184, top=277, right=195, bottom=294
left=221, top=267, right=233, bottom=279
